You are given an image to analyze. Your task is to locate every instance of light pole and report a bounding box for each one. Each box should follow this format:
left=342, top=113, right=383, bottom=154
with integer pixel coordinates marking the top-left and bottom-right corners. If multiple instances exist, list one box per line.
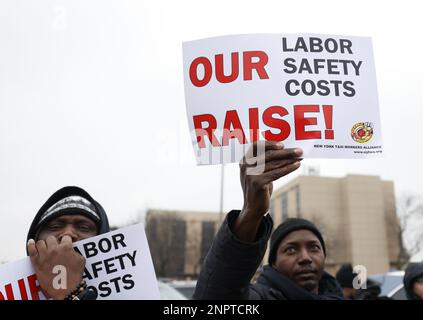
left=219, top=164, right=225, bottom=223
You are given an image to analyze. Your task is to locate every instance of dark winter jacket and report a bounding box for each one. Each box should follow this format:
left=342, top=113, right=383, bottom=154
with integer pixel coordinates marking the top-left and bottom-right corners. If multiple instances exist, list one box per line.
left=404, top=262, right=423, bottom=300
left=194, top=210, right=343, bottom=300
left=252, top=265, right=343, bottom=299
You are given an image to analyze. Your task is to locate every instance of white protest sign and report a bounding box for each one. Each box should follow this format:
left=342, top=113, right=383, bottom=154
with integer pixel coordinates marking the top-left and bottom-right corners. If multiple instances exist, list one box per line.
left=0, top=223, right=160, bottom=300
left=182, top=34, right=383, bottom=165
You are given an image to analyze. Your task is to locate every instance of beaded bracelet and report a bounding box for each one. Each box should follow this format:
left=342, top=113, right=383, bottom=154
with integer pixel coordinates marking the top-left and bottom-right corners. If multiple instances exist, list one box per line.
left=64, top=280, right=88, bottom=300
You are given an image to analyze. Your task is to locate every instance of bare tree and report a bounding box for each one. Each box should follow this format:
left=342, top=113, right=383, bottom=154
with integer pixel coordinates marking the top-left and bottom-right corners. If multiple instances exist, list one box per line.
left=145, top=212, right=186, bottom=278
left=396, top=193, right=423, bottom=265
left=184, top=221, right=203, bottom=277
left=145, top=211, right=218, bottom=279
left=307, top=214, right=339, bottom=272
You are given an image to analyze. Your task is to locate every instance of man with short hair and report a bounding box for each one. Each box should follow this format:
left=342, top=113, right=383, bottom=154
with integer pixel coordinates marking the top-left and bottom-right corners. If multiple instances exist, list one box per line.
left=26, top=186, right=110, bottom=300
left=194, top=141, right=343, bottom=300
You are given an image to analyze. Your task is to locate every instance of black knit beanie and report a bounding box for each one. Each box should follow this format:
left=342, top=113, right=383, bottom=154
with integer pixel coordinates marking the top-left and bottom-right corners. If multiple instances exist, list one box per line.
left=26, top=186, right=110, bottom=247
left=268, top=218, right=326, bottom=265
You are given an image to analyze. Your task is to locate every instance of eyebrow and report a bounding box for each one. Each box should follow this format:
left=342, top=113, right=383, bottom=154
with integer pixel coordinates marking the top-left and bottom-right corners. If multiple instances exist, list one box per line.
left=283, top=240, right=320, bottom=247
left=49, top=217, right=96, bottom=225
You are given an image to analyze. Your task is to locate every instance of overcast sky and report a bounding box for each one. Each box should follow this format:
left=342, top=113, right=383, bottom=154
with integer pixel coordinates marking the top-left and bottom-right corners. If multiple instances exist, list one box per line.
left=0, top=0, right=422, bottom=262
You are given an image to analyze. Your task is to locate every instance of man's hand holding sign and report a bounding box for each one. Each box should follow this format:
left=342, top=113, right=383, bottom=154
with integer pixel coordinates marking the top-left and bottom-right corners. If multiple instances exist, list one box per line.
left=0, top=187, right=159, bottom=302
left=190, top=35, right=383, bottom=302
left=235, top=141, right=303, bottom=242
left=27, top=236, right=86, bottom=300
left=0, top=224, right=158, bottom=300
left=183, top=34, right=383, bottom=165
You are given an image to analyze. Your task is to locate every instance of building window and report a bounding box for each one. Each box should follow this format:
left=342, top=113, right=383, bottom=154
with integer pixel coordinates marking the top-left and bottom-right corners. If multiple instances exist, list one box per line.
left=281, top=192, right=288, bottom=221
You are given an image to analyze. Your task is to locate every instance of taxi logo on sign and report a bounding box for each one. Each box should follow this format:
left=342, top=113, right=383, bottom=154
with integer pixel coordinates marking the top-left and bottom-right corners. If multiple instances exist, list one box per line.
left=351, top=122, right=373, bottom=143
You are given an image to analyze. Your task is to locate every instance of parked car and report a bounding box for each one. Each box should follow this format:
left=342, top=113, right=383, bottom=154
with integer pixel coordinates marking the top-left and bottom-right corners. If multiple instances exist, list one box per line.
left=388, top=284, right=407, bottom=300
left=368, top=270, right=406, bottom=300
left=157, top=280, right=188, bottom=300
left=168, top=280, right=197, bottom=299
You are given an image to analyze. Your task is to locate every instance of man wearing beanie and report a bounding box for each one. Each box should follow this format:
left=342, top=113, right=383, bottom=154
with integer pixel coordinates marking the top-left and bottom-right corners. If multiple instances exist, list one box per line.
left=194, top=141, right=343, bottom=300
left=26, top=186, right=110, bottom=300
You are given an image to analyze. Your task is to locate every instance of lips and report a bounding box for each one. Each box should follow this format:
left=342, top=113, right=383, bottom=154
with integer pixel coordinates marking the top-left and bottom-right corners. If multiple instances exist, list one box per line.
left=295, top=269, right=317, bottom=277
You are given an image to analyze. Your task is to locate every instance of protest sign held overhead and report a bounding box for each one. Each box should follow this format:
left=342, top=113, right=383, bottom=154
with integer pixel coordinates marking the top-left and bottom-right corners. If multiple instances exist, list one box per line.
left=182, top=34, right=383, bottom=165
left=0, top=223, right=160, bottom=300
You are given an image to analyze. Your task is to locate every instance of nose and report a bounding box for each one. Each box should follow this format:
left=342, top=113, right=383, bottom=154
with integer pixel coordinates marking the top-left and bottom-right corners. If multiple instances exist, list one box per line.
left=58, top=224, right=79, bottom=243
left=298, top=248, right=313, bottom=265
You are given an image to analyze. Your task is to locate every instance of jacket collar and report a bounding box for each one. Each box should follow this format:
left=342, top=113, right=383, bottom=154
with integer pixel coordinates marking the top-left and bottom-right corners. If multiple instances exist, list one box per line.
left=256, top=265, right=344, bottom=300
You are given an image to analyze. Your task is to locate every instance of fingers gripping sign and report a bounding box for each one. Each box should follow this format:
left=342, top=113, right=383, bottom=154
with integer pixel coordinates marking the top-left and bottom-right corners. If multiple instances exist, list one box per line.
left=235, top=141, right=303, bottom=242
left=240, top=141, right=303, bottom=214
left=27, top=235, right=86, bottom=300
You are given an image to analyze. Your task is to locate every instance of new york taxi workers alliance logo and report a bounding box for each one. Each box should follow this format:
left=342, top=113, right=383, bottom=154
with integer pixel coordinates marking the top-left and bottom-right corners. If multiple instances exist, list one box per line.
left=351, top=122, right=374, bottom=143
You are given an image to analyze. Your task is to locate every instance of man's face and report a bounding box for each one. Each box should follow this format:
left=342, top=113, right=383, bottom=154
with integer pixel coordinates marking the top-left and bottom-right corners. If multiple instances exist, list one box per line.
left=273, top=230, right=325, bottom=294
left=36, top=214, right=98, bottom=242
left=413, top=279, right=423, bottom=299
